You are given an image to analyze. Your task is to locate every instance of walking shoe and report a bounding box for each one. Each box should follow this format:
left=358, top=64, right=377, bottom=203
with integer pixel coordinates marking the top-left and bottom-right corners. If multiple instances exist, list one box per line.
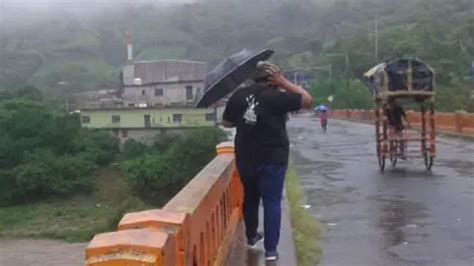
left=265, top=250, right=279, bottom=261
left=247, top=232, right=264, bottom=248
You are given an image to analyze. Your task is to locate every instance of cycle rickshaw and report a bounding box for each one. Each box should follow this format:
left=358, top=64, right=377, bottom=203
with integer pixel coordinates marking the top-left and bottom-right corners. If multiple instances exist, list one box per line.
left=364, top=58, right=436, bottom=172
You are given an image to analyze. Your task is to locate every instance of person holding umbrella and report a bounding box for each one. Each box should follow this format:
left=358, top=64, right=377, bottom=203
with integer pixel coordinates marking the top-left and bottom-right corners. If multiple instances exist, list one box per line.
left=223, top=62, right=312, bottom=261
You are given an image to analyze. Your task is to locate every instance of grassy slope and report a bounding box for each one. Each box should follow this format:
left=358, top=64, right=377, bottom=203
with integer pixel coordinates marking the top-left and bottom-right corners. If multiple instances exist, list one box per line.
left=0, top=166, right=147, bottom=243
left=286, top=166, right=323, bottom=265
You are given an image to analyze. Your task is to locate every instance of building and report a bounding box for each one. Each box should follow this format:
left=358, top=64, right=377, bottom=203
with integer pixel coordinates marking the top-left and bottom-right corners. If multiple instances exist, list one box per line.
left=122, top=60, right=207, bottom=107
left=81, top=107, right=216, bottom=144
left=78, top=32, right=215, bottom=145
left=285, top=70, right=315, bottom=90
left=69, top=89, right=123, bottom=111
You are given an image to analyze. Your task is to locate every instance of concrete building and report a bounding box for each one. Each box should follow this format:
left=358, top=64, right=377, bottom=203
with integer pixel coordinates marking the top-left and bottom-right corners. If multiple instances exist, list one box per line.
left=80, top=107, right=216, bottom=144
left=77, top=32, right=215, bottom=145
left=122, top=60, right=207, bottom=107
left=69, top=89, right=123, bottom=111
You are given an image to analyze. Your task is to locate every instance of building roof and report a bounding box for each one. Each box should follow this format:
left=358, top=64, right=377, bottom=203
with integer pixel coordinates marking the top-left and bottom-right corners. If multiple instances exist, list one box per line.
left=131, top=60, right=207, bottom=85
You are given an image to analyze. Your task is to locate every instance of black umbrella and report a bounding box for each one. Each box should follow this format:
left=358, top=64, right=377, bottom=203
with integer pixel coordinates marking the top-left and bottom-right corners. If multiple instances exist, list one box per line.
left=194, top=49, right=274, bottom=108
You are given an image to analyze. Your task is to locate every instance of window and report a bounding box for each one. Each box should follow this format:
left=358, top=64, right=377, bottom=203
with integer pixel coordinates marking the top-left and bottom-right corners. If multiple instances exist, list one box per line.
left=173, top=113, right=182, bottom=123
left=154, top=88, right=164, bottom=96
left=122, top=130, right=128, bottom=138
left=205, top=113, right=216, bottom=121
left=82, top=116, right=90, bottom=124
left=141, top=90, right=146, bottom=96
left=186, top=85, right=193, bottom=100
left=112, top=115, right=121, bottom=123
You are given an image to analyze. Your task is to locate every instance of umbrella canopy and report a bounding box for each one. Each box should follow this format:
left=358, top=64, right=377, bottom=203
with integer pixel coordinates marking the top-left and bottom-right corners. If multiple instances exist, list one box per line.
left=315, top=105, right=328, bottom=112
left=194, top=48, right=274, bottom=108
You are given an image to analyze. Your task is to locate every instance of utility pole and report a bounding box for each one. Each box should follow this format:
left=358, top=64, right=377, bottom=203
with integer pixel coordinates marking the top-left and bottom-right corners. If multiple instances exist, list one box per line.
left=340, top=8, right=380, bottom=61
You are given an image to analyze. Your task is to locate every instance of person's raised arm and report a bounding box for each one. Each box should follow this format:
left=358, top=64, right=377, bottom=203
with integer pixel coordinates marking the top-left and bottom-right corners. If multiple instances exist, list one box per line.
left=265, top=65, right=313, bottom=109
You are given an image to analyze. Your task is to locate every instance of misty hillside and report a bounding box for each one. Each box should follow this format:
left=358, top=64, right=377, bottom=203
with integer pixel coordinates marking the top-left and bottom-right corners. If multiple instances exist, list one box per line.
left=0, top=0, right=473, bottom=110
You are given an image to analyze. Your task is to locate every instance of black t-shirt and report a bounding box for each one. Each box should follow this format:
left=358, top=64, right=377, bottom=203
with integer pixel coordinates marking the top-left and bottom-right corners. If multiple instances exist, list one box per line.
left=223, top=83, right=302, bottom=177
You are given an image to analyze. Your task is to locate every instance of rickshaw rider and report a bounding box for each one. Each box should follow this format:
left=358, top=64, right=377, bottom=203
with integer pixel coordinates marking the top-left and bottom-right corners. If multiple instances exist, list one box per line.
left=384, top=99, right=411, bottom=157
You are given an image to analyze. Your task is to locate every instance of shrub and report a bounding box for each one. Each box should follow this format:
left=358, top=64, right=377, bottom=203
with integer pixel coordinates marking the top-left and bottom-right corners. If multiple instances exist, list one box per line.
left=123, top=139, right=147, bottom=159
left=11, top=153, right=96, bottom=202
left=122, top=154, right=176, bottom=201
left=0, top=170, right=19, bottom=205
left=70, top=129, right=118, bottom=165
left=122, top=127, right=226, bottom=203
left=0, top=97, right=119, bottom=205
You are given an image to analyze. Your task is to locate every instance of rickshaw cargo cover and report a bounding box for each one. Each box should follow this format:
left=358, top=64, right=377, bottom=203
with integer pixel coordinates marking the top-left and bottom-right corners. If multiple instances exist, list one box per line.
left=364, top=58, right=435, bottom=98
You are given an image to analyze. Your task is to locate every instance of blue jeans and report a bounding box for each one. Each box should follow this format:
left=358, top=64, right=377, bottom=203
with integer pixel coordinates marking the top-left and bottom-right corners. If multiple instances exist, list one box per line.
left=239, top=164, right=287, bottom=252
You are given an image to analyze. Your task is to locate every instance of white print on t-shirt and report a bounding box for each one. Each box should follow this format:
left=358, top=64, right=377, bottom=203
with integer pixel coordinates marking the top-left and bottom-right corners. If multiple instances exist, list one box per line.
left=243, top=95, right=258, bottom=125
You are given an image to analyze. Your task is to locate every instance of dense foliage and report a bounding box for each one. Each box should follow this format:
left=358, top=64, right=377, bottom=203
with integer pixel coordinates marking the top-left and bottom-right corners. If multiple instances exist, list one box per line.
left=0, top=88, right=118, bottom=205
left=121, top=128, right=226, bottom=203
left=0, top=87, right=224, bottom=206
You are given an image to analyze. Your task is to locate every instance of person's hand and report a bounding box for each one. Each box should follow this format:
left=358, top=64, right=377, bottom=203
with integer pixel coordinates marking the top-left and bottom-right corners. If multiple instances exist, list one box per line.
left=263, top=64, right=289, bottom=88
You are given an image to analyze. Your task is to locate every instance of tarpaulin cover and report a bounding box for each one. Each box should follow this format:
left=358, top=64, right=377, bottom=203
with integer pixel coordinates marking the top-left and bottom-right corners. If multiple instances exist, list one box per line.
left=364, top=58, right=435, bottom=97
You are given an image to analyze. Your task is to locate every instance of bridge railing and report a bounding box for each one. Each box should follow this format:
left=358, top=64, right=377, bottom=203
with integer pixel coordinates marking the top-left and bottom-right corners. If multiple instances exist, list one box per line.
left=85, top=142, right=242, bottom=266
left=331, top=110, right=474, bottom=136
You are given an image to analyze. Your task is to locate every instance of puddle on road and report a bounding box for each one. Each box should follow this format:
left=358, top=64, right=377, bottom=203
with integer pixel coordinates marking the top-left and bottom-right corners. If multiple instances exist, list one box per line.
left=371, top=196, right=430, bottom=248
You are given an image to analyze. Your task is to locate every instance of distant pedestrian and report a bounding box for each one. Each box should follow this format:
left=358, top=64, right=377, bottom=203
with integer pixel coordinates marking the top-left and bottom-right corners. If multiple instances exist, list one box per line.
left=223, top=62, right=312, bottom=261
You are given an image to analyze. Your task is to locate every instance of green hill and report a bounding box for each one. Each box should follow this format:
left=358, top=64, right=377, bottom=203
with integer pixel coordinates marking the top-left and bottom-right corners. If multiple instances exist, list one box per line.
left=0, top=0, right=473, bottom=110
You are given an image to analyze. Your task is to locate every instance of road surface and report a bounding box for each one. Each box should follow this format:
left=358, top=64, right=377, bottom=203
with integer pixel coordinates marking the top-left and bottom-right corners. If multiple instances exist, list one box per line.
left=0, top=239, right=86, bottom=266
left=288, top=117, right=474, bottom=266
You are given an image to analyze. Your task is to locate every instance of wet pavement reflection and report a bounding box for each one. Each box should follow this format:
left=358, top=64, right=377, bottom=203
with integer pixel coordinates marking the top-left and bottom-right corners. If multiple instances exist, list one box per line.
left=288, top=117, right=474, bottom=266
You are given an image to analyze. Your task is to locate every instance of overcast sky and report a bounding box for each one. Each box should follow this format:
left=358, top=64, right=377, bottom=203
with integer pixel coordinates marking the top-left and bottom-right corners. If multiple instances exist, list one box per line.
left=2, top=0, right=191, bottom=2
left=1, top=0, right=195, bottom=6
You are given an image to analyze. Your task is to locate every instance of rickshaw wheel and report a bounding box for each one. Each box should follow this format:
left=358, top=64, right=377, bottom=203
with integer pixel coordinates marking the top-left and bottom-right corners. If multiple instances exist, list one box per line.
left=378, top=156, right=386, bottom=172
left=425, top=155, right=434, bottom=171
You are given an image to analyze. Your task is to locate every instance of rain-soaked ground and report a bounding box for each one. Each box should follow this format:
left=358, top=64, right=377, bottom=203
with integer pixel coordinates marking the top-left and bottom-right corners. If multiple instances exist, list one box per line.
left=288, top=116, right=474, bottom=266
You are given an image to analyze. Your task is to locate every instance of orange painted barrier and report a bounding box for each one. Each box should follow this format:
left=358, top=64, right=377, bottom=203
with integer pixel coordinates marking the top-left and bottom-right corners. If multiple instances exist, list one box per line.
left=330, top=110, right=474, bottom=137
left=85, top=142, right=243, bottom=266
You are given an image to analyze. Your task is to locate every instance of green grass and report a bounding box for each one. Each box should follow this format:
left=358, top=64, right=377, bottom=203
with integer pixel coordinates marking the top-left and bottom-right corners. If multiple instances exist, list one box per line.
left=286, top=166, right=322, bottom=266
left=0, top=166, right=147, bottom=243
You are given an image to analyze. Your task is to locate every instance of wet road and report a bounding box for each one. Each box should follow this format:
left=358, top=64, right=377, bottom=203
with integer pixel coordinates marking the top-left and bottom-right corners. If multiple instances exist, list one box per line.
left=288, top=117, right=474, bottom=266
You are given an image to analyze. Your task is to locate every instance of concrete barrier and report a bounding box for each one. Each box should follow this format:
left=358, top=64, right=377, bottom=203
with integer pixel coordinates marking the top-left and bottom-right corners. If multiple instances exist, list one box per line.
left=85, top=142, right=243, bottom=266
left=330, top=109, right=474, bottom=137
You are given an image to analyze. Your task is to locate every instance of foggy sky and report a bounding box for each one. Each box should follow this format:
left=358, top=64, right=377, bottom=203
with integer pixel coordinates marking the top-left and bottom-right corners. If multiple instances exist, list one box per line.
left=2, top=0, right=195, bottom=7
